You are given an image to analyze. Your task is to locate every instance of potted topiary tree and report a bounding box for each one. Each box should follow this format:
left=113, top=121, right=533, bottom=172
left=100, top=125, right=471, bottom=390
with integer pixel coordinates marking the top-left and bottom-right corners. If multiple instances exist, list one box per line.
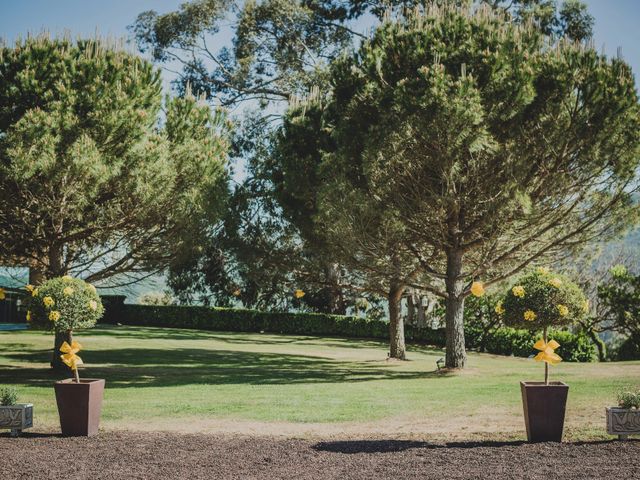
left=0, top=386, right=33, bottom=437
left=500, top=268, right=588, bottom=442
left=607, top=387, right=640, bottom=440
left=27, top=275, right=105, bottom=436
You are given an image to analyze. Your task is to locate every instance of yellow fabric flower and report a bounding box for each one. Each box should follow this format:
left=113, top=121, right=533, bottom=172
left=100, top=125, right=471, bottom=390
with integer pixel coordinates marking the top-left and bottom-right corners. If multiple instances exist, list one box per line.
left=60, top=340, right=83, bottom=371
left=63, top=287, right=74, bottom=296
left=61, top=275, right=73, bottom=282
left=537, top=266, right=550, bottom=275
left=548, top=277, right=563, bottom=288
left=534, top=339, right=562, bottom=365
left=49, top=310, right=61, bottom=322
left=43, top=296, right=55, bottom=308
left=0, top=288, right=5, bottom=301
left=557, top=304, right=569, bottom=317
left=32, top=288, right=39, bottom=297
left=512, top=285, right=525, bottom=298
left=89, top=300, right=98, bottom=311
left=87, top=284, right=97, bottom=294
left=494, top=301, right=505, bottom=315
left=470, top=281, right=485, bottom=297
left=524, top=310, right=537, bottom=321
left=25, top=284, right=34, bottom=293
left=294, top=289, right=305, bottom=299
left=26, top=311, right=31, bottom=322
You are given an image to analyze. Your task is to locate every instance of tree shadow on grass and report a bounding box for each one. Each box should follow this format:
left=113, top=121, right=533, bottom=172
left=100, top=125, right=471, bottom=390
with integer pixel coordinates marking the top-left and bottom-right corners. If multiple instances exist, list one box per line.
left=85, top=326, right=444, bottom=355
left=1, top=347, right=453, bottom=388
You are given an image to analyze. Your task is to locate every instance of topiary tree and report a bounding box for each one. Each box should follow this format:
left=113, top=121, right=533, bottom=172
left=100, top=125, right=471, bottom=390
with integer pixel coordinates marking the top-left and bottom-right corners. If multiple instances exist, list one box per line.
left=27, top=276, right=104, bottom=373
left=501, top=268, right=588, bottom=383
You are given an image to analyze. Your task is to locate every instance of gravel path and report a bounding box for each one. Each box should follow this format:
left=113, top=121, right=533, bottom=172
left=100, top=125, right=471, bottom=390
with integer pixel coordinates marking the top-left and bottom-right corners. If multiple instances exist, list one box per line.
left=1, top=432, right=638, bottom=479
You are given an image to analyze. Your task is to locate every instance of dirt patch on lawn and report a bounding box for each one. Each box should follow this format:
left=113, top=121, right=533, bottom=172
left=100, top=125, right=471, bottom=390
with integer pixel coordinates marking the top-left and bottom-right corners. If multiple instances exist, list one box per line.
left=1, top=431, right=638, bottom=479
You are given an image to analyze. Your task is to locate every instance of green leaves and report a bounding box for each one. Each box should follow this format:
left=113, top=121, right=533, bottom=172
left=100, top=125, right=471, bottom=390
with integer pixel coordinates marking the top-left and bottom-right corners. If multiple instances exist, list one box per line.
left=0, top=36, right=229, bottom=281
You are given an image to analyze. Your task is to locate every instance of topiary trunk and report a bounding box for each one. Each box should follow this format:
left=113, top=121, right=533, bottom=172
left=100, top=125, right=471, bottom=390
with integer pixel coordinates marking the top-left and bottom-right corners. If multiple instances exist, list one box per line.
left=51, top=329, right=73, bottom=376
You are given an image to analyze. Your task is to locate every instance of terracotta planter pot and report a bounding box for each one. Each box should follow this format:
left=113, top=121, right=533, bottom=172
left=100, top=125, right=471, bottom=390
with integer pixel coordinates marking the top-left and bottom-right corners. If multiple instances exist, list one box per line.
left=520, top=381, right=569, bottom=442
left=0, top=404, right=33, bottom=437
left=54, top=378, right=105, bottom=436
left=606, top=407, right=640, bottom=440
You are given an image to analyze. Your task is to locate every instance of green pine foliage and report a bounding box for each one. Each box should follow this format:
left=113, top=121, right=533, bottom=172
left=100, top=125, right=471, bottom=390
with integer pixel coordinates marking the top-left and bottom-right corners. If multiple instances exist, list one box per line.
left=0, top=35, right=229, bottom=282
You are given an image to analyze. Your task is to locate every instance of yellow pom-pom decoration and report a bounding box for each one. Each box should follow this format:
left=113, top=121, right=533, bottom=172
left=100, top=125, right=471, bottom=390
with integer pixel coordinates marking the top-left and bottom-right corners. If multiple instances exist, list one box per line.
left=512, top=285, right=525, bottom=298
left=548, top=277, right=563, bottom=288
left=63, top=287, right=74, bottom=296
left=557, top=304, right=569, bottom=317
left=43, top=296, right=55, bottom=308
left=524, top=310, right=537, bottom=321
left=49, top=311, right=61, bottom=322
left=470, top=281, right=485, bottom=297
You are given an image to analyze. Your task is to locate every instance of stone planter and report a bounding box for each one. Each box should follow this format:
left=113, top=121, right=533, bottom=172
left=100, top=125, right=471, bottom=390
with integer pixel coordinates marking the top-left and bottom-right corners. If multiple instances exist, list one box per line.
left=521, top=381, right=569, bottom=442
left=0, top=404, right=33, bottom=437
left=606, top=407, right=640, bottom=440
left=54, top=378, right=105, bottom=436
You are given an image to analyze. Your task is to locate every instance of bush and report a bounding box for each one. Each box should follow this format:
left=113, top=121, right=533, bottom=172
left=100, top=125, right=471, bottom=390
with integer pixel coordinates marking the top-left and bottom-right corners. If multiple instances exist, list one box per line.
left=26, top=276, right=104, bottom=332
left=108, top=304, right=594, bottom=361
left=502, top=268, right=588, bottom=330
left=614, top=335, right=640, bottom=361
left=0, top=386, right=18, bottom=406
left=617, top=387, right=640, bottom=409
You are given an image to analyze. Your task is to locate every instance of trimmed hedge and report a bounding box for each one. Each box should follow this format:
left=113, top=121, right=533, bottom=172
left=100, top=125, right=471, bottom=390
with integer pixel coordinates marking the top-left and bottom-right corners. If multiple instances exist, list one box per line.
left=105, top=304, right=595, bottom=362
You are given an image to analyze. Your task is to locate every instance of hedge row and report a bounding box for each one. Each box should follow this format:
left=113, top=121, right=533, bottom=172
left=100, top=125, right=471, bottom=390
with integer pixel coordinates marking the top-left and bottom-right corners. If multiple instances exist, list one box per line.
left=105, top=304, right=596, bottom=362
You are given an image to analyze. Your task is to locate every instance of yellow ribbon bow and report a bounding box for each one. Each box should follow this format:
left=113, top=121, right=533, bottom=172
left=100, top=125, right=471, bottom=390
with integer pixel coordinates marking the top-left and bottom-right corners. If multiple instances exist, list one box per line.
left=60, top=341, right=83, bottom=371
left=533, top=339, right=562, bottom=365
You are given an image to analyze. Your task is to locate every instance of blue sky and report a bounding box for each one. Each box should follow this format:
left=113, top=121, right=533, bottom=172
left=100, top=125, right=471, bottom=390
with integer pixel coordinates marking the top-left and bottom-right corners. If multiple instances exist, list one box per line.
left=1, top=0, right=638, bottom=90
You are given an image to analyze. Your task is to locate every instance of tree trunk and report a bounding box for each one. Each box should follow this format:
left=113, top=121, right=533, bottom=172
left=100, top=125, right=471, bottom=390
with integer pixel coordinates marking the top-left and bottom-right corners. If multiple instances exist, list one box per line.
left=445, top=249, right=467, bottom=369
left=51, top=329, right=74, bottom=376
left=406, top=289, right=416, bottom=326
left=586, top=328, right=607, bottom=362
left=324, top=262, right=346, bottom=315
left=388, top=282, right=406, bottom=360
left=48, top=244, right=71, bottom=373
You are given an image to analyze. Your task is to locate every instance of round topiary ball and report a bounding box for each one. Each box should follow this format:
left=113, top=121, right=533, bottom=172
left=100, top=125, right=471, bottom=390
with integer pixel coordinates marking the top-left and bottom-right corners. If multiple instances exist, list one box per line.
left=26, top=276, right=104, bottom=332
left=501, top=268, right=588, bottom=330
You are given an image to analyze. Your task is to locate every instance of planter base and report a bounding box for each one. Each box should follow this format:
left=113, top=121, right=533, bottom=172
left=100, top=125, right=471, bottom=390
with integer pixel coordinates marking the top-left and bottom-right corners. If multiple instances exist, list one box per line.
left=606, top=407, right=640, bottom=440
left=54, top=378, right=105, bottom=436
left=0, top=404, right=33, bottom=437
left=521, top=381, right=568, bottom=442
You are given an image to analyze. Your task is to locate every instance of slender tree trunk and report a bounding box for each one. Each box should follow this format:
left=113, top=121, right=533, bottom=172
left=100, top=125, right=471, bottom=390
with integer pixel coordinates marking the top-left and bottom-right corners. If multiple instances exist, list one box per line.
left=445, top=249, right=467, bottom=369
left=388, top=282, right=406, bottom=360
left=51, top=329, right=73, bottom=375
left=324, top=262, right=346, bottom=315
left=585, top=328, right=606, bottom=362
left=47, top=243, right=72, bottom=373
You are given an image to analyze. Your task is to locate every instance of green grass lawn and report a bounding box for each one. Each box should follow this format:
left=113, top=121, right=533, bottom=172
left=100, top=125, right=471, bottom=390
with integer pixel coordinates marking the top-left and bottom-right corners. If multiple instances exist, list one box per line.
left=1, top=325, right=638, bottom=440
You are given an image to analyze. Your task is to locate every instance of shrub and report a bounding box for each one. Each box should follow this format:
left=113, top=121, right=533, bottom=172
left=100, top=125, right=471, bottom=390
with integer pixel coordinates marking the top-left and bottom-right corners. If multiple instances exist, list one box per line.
left=617, top=387, right=640, bottom=409
left=106, top=304, right=594, bottom=361
left=26, top=276, right=104, bottom=332
left=613, top=335, right=640, bottom=361
left=0, top=386, right=18, bottom=406
left=502, top=268, right=588, bottom=331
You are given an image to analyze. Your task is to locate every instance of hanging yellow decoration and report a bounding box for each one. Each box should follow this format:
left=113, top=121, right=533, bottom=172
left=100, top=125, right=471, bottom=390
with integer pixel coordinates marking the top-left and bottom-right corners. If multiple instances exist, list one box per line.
left=60, top=341, right=83, bottom=371
left=0, top=288, right=5, bottom=301
left=470, top=281, right=485, bottom=297
left=533, top=339, right=562, bottom=365
left=294, top=289, right=305, bottom=299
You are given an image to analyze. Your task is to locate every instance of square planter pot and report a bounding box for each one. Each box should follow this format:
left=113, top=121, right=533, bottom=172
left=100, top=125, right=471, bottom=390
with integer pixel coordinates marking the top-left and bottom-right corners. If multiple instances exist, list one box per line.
left=606, top=407, right=640, bottom=440
left=520, top=381, right=569, bottom=442
left=54, top=378, right=105, bottom=437
left=0, top=404, right=33, bottom=437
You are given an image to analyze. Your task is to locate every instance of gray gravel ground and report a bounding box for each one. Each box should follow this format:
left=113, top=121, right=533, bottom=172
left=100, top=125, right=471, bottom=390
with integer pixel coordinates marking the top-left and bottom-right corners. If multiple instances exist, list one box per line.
left=1, top=431, right=639, bottom=479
